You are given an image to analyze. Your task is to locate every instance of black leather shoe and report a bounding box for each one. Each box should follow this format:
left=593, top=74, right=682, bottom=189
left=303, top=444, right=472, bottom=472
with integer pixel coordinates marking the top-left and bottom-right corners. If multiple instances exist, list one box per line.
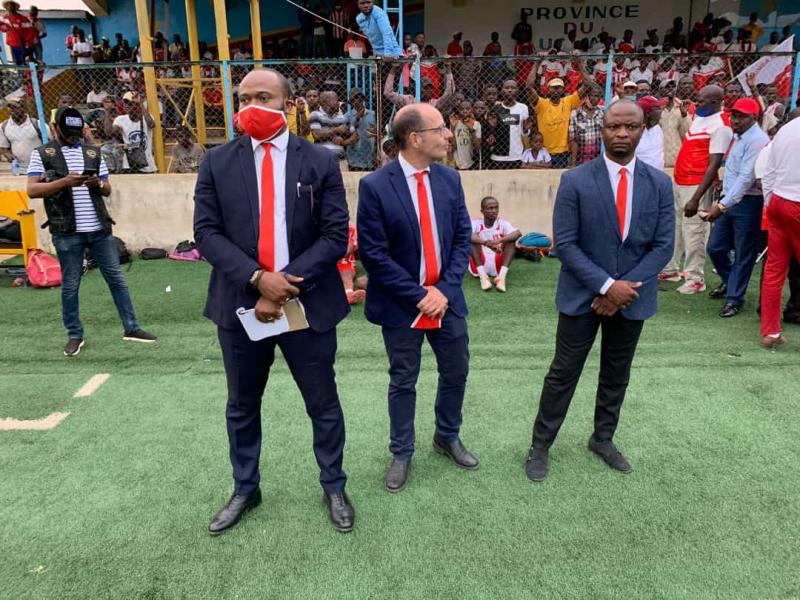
left=587, top=437, right=632, bottom=473
left=433, top=437, right=480, bottom=470
left=208, top=488, right=262, bottom=536
left=524, top=447, right=549, bottom=482
left=709, top=283, right=728, bottom=299
left=384, top=458, right=411, bottom=493
left=719, top=304, right=740, bottom=318
left=324, top=492, right=354, bottom=533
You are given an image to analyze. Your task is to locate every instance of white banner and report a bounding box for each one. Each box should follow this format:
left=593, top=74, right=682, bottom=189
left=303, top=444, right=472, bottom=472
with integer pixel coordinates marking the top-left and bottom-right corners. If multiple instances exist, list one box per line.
left=737, top=35, right=795, bottom=95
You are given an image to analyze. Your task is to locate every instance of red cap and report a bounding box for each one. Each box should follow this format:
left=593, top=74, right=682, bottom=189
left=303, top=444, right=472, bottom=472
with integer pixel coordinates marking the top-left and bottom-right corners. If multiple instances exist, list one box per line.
left=636, top=95, right=668, bottom=112
left=731, top=97, right=761, bottom=116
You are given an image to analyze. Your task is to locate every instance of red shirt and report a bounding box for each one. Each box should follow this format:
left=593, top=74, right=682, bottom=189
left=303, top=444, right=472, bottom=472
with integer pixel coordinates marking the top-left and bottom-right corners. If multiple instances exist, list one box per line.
left=0, top=12, right=35, bottom=47
left=447, top=41, right=463, bottom=56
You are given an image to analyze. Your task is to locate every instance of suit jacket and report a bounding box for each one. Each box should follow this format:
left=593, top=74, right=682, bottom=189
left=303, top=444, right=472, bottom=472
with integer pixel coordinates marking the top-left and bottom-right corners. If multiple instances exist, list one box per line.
left=193, top=133, right=350, bottom=332
left=554, top=156, right=675, bottom=320
left=357, top=159, right=472, bottom=328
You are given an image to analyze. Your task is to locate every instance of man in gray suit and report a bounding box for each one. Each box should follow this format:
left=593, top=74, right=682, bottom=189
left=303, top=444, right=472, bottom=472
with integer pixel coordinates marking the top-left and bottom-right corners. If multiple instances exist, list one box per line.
left=525, top=100, right=675, bottom=481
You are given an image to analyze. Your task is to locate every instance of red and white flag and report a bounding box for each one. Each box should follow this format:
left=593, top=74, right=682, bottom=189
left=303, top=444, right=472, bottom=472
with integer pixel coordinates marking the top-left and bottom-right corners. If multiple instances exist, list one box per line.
left=737, top=35, right=795, bottom=95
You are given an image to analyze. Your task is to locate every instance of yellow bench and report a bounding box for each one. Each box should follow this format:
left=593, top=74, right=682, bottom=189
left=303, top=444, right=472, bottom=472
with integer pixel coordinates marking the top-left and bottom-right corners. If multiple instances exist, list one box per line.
left=0, top=190, right=38, bottom=267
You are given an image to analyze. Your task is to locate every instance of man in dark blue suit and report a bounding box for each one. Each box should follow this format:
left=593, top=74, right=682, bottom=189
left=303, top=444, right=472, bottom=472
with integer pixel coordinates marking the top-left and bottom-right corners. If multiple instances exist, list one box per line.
left=357, top=103, right=479, bottom=493
left=194, top=69, right=354, bottom=534
left=525, top=100, right=675, bottom=481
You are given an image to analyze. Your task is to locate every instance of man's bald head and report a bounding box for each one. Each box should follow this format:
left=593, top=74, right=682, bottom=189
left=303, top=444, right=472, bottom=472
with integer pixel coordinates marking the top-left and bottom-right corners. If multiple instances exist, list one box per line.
left=393, top=103, right=442, bottom=150
left=239, top=68, right=291, bottom=103
left=602, top=99, right=644, bottom=125
left=698, top=85, right=724, bottom=102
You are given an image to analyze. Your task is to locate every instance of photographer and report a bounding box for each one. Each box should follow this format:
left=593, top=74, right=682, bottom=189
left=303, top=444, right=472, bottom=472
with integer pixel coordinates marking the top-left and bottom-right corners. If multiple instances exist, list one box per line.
left=26, top=107, right=156, bottom=357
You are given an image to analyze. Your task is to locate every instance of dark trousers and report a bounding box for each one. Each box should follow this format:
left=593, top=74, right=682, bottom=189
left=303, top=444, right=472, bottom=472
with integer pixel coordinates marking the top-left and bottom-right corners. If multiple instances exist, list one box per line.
left=708, top=194, right=763, bottom=306
left=217, top=326, right=347, bottom=496
left=52, top=230, right=139, bottom=339
left=381, top=312, right=469, bottom=460
left=532, top=312, right=644, bottom=449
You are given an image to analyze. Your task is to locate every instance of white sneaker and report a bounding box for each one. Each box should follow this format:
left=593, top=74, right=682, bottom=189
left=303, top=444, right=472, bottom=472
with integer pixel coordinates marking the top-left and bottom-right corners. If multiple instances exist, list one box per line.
left=494, top=277, right=507, bottom=293
left=479, top=274, right=493, bottom=291
left=677, top=280, right=706, bottom=295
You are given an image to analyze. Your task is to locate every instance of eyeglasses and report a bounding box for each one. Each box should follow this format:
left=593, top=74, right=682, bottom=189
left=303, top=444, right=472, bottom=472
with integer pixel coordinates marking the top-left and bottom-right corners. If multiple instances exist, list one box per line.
left=414, top=124, right=448, bottom=136
left=602, top=123, right=644, bottom=132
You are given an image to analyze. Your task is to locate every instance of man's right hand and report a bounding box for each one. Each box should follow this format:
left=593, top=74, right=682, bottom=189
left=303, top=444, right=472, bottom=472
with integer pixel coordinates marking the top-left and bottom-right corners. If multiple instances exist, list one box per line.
left=256, top=271, right=303, bottom=303
left=254, top=296, right=282, bottom=322
left=679, top=101, right=689, bottom=117
left=63, top=173, right=88, bottom=188
left=684, top=198, right=700, bottom=218
left=605, top=280, right=642, bottom=307
left=417, top=286, right=448, bottom=318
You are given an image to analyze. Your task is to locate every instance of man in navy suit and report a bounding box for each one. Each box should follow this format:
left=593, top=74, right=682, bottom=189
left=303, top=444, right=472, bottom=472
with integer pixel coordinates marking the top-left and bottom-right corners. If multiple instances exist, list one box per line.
left=525, top=100, right=675, bottom=481
left=194, top=69, right=354, bottom=534
left=357, top=103, right=479, bottom=493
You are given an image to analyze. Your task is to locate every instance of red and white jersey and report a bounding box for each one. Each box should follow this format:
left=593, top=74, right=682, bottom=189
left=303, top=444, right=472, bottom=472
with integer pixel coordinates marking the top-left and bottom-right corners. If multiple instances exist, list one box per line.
left=674, top=113, right=733, bottom=186
left=611, top=67, right=629, bottom=85
left=472, top=217, right=516, bottom=243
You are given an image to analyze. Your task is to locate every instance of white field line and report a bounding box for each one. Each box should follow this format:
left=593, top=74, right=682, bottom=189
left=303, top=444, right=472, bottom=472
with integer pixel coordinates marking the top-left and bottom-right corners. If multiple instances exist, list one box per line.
left=73, top=374, right=111, bottom=398
left=0, top=412, right=70, bottom=431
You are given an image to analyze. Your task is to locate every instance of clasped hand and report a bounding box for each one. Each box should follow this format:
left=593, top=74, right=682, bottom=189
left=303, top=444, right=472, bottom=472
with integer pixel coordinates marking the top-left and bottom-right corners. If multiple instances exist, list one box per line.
left=592, top=280, right=642, bottom=316
left=417, top=286, right=448, bottom=319
left=254, top=271, right=304, bottom=323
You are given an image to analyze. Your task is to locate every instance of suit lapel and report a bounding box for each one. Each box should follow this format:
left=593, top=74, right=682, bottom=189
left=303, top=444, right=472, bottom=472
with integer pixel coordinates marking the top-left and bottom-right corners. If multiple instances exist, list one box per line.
left=284, top=134, right=302, bottom=245
left=388, top=160, right=421, bottom=247
left=428, top=164, right=448, bottom=249
left=629, top=161, right=648, bottom=240
left=593, top=158, right=622, bottom=243
left=237, top=136, right=260, bottom=242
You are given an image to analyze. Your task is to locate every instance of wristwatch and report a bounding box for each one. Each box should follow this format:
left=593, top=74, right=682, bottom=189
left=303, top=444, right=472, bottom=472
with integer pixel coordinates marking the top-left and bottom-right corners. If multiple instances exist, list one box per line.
left=716, top=201, right=728, bottom=213
left=248, top=269, right=263, bottom=289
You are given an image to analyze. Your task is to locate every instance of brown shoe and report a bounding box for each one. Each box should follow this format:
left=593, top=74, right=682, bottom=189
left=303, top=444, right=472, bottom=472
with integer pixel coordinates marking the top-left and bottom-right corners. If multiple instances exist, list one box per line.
left=760, top=335, right=785, bottom=350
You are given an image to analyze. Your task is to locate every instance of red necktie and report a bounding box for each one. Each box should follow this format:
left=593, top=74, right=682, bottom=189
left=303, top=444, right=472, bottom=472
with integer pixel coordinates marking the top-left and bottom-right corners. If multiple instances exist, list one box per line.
left=258, top=142, right=275, bottom=271
left=616, top=167, right=628, bottom=238
left=414, top=171, right=439, bottom=285
left=413, top=171, right=441, bottom=330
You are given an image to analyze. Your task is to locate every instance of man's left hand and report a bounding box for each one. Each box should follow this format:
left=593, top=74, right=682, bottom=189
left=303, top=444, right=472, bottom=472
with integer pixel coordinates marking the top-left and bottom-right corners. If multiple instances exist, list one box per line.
left=592, top=296, right=619, bottom=317
left=85, top=176, right=102, bottom=189
left=702, top=204, right=723, bottom=222
left=417, top=286, right=448, bottom=318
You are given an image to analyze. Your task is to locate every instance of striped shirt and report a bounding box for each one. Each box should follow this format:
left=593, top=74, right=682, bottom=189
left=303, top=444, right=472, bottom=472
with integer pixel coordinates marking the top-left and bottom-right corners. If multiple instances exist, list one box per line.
left=28, top=144, right=109, bottom=233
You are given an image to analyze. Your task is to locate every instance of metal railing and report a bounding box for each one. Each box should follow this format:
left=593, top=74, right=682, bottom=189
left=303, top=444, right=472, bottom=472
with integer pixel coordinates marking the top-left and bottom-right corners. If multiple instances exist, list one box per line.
left=1, top=51, right=798, bottom=174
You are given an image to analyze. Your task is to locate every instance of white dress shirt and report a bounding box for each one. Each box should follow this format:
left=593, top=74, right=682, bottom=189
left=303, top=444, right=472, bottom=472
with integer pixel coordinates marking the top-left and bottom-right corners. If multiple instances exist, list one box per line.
left=252, top=129, right=290, bottom=271
left=635, top=124, right=665, bottom=171
left=600, top=154, right=636, bottom=294
left=761, top=117, right=800, bottom=205
left=398, top=152, right=442, bottom=284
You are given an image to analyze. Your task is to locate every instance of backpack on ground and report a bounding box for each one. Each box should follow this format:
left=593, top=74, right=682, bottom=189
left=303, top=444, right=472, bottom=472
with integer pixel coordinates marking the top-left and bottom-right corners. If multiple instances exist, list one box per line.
left=114, top=236, right=131, bottom=264
left=516, top=232, right=553, bottom=262
left=139, top=247, right=167, bottom=260
left=26, top=249, right=61, bottom=288
left=169, top=240, right=201, bottom=262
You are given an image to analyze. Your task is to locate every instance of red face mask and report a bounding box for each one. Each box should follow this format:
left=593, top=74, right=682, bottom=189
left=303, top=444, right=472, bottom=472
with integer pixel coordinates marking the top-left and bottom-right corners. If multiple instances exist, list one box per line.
left=237, top=105, right=286, bottom=141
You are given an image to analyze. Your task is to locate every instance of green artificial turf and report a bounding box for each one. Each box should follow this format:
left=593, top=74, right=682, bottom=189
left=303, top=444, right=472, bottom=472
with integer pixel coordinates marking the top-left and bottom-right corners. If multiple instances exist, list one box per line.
left=1, top=258, right=798, bottom=599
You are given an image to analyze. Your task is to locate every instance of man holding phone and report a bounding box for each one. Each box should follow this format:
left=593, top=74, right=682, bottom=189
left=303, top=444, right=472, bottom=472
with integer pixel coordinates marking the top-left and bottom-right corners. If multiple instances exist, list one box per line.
left=27, top=107, right=156, bottom=356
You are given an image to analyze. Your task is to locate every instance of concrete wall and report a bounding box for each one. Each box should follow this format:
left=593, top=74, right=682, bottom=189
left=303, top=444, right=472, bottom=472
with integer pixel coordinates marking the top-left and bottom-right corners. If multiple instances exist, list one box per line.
left=0, top=169, right=565, bottom=253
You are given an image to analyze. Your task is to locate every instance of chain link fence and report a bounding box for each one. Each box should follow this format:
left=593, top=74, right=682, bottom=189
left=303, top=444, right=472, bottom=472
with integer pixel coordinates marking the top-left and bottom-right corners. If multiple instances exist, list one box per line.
left=1, top=52, right=798, bottom=174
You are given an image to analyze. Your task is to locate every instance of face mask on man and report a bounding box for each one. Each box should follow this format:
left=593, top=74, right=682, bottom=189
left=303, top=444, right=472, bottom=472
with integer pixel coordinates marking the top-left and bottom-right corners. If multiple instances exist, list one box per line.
left=237, top=105, right=287, bottom=141
left=694, top=105, right=716, bottom=117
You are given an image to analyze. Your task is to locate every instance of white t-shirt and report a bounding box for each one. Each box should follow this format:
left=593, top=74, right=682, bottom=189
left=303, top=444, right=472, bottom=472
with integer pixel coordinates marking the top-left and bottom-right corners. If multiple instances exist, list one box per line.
left=492, top=102, right=529, bottom=162
left=635, top=124, right=665, bottom=171
left=471, top=217, right=517, bottom=275
left=0, top=117, right=43, bottom=170
left=521, top=147, right=551, bottom=165
left=113, top=114, right=156, bottom=172
left=629, top=67, right=653, bottom=83
left=73, top=41, right=94, bottom=64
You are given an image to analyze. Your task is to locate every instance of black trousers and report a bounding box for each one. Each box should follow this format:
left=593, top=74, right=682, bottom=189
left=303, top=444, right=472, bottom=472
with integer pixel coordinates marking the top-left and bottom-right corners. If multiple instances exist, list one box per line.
left=217, top=326, right=347, bottom=496
left=532, top=312, right=644, bottom=449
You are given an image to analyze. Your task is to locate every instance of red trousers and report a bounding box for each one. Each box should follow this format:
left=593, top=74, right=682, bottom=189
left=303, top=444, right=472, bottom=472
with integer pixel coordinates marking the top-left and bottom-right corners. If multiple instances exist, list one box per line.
left=761, top=195, right=800, bottom=336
